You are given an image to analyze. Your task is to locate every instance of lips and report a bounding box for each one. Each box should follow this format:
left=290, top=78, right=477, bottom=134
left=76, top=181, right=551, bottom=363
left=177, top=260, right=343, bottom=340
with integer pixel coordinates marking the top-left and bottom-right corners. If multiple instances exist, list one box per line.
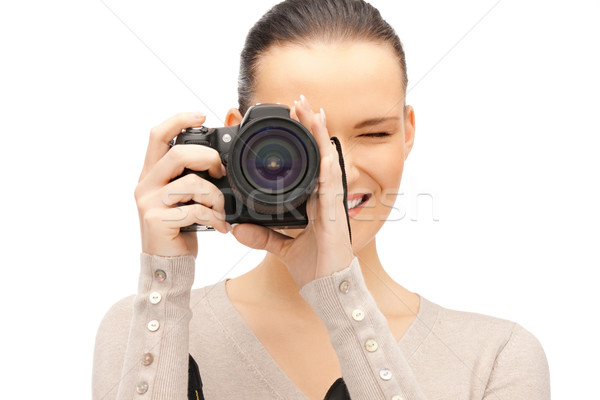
left=346, top=193, right=372, bottom=213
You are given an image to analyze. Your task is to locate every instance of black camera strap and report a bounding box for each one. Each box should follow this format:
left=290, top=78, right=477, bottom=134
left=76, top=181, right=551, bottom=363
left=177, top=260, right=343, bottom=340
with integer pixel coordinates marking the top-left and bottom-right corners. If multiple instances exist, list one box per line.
left=330, top=136, right=352, bottom=245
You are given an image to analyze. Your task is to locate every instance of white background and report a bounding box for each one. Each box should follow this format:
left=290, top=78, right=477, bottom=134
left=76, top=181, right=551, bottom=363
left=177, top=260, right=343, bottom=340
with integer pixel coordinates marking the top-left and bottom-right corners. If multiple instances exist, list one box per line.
left=0, top=0, right=598, bottom=398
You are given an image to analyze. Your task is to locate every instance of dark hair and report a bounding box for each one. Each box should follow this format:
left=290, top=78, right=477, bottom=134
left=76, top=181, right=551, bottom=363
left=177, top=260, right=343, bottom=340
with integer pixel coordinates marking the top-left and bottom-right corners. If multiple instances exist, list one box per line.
left=238, top=0, right=408, bottom=115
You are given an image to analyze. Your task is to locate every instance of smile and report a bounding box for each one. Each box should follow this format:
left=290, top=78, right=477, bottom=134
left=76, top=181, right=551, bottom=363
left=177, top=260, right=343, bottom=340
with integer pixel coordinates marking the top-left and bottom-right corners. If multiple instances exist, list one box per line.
left=346, top=193, right=372, bottom=211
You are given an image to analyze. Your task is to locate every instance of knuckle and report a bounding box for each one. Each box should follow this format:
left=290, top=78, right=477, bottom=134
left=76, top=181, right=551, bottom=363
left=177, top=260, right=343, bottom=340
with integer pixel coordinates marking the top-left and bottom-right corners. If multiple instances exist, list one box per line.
left=142, top=209, right=160, bottom=225
left=167, top=143, right=186, bottom=162
left=149, top=126, right=160, bottom=140
left=184, top=172, right=200, bottom=184
left=137, top=194, right=151, bottom=212
left=191, top=204, right=210, bottom=224
left=134, top=184, right=146, bottom=203
left=211, top=151, right=222, bottom=165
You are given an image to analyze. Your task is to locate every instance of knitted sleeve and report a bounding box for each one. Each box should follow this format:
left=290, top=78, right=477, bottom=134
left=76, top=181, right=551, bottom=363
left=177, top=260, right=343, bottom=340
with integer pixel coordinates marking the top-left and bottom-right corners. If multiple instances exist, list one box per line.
left=92, top=253, right=196, bottom=400
left=299, top=256, right=427, bottom=400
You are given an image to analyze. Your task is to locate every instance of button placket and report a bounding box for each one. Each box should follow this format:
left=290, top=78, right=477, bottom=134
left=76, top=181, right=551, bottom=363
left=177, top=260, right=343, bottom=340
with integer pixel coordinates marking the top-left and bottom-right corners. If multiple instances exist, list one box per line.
left=147, top=266, right=167, bottom=333
left=139, top=264, right=170, bottom=396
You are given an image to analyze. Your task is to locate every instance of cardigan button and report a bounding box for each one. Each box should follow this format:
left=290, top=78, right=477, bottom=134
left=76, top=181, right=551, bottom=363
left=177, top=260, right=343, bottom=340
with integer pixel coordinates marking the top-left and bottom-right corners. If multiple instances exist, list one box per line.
left=149, top=292, right=162, bottom=304
left=339, top=280, right=350, bottom=294
left=147, top=320, right=160, bottom=332
left=391, top=396, right=404, bottom=400
left=136, top=381, right=148, bottom=394
left=365, top=339, right=378, bottom=352
left=379, top=368, right=392, bottom=380
left=352, top=309, right=365, bottom=321
left=141, top=352, right=154, bottom=366
left=154, top=269, right=167, bottom=282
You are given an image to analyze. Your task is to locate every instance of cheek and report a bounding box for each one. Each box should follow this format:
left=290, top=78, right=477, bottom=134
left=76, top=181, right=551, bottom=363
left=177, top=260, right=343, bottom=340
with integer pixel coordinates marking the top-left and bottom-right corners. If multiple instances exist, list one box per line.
left=357, top=144, right=405, bottom=187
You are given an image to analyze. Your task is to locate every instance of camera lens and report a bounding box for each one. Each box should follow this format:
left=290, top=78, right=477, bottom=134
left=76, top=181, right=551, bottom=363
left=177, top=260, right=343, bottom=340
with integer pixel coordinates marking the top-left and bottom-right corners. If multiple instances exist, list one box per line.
left=241, top=127, right=307, bottom=193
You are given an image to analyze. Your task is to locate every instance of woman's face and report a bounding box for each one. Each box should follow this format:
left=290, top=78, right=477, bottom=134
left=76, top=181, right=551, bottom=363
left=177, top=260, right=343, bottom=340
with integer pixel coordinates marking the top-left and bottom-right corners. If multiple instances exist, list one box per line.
left=227, top=40, right=415, bottom=253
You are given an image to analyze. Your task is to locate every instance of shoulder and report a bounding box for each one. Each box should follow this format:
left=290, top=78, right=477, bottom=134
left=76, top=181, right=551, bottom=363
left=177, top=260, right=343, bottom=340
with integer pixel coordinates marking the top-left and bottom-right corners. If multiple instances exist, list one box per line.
left=95, top=294, right=135, bottom=342
left=439, top=300, right=545, bottom=351
left=92, top=294, right=135, bottom=400
left=93, top=295, right=136, bottom=359
left=419, top=297, right=550, bottom=397
left=431, top=298, right=547, bottom=359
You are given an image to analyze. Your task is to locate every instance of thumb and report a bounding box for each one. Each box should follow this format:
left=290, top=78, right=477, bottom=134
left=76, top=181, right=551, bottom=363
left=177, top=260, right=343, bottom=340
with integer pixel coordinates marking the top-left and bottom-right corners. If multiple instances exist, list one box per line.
left=231, top=223, right=293, bottom=257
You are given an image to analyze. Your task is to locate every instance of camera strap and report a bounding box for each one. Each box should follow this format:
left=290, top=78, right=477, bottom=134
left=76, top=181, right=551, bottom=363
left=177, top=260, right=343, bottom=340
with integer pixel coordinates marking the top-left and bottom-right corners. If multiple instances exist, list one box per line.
left=329, top=136, right=352, bottom=245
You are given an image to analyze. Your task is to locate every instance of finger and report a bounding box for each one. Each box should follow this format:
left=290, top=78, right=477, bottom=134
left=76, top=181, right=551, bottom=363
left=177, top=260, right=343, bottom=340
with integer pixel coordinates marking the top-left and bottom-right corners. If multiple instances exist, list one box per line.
left=139, top=144, right=226, bottom=192
left=231, top=223, right=293, bottom=258
left=310, top=108, right=337, bottom=160
left=289, top=105, right=299, bottom=122
left=294, top=94, right=318, bottom=139
left=155, top=203, right=231, bottom=234
left=139, top=112, right=207, bottom=182
left=159, top=173, right=226, bottom=215
left=317, top=152, right=345, bottom=223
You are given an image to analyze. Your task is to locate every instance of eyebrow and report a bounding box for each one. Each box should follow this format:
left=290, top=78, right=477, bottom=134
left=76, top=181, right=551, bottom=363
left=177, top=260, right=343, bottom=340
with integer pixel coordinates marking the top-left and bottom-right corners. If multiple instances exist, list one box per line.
left=353, top=116, right=400, bottom=130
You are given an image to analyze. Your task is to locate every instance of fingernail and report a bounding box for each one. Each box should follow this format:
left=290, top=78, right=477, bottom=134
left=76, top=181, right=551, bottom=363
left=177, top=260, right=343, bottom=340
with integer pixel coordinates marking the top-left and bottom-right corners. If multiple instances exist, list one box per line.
left=320, top=107, right=326, bottom=125
left=221, top=164, right=227, bottom=176
left=194, top=111, right=206, bottom=119
left=300, top=94, right=307, bottom=106
left=225, top=222, right=232, bottom=232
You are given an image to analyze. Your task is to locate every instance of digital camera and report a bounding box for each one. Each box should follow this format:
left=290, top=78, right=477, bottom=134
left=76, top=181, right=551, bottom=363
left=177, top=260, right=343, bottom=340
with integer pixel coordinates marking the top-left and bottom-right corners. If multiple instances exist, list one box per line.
left=171, top=104, right=320, bottom=232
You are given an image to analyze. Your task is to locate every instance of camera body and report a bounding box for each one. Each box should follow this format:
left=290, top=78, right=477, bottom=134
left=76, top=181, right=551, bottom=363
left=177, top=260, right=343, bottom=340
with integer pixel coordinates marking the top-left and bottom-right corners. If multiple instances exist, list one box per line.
left=171, top=104, right=321, bottom=232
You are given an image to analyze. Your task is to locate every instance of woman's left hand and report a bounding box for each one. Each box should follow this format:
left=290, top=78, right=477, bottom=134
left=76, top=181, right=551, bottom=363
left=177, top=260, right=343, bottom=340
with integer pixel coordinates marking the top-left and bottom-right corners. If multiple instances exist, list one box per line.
left=230, top=94, right=355, bottom=288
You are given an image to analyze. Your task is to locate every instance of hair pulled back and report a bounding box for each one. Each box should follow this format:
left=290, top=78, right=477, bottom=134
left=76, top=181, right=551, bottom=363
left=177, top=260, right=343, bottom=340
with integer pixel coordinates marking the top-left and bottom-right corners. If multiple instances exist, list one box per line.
left=238, top=0, right=408, bottom=115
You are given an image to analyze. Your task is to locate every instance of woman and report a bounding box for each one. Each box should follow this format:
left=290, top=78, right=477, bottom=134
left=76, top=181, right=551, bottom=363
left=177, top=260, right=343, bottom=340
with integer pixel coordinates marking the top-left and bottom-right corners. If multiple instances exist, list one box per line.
left=93, top=1, right=550, bottom=399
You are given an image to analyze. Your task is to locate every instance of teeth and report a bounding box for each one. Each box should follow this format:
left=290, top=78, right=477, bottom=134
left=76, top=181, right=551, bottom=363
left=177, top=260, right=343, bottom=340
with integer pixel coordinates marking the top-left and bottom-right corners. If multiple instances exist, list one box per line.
left=347, top=195, right=367, bottom=210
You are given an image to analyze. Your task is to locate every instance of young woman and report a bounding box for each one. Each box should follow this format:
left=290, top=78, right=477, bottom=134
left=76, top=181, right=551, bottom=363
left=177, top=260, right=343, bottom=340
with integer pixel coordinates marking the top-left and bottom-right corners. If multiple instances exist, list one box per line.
left=93, top=1, right=550, bottom=399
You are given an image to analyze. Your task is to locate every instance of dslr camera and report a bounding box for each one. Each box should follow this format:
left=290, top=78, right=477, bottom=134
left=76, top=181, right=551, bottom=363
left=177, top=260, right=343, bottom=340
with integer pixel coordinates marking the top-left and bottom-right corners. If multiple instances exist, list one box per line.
left=171, top=104, right=320, bottom=232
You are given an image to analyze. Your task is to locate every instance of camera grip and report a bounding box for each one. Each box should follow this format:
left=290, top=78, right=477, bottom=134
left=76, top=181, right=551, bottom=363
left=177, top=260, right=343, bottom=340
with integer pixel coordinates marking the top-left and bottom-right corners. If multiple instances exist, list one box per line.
left=175, top=168, right=220, bottom=232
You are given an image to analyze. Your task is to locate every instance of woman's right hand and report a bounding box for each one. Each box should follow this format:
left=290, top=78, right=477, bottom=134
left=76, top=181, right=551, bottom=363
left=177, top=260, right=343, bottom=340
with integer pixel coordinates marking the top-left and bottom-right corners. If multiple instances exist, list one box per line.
left=134, top=112, right=232, bottom=258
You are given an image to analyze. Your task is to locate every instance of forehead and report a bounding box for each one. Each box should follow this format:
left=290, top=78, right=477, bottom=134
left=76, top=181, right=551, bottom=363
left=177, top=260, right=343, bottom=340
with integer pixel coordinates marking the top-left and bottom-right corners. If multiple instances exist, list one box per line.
left=253, top=41, right=405, bottom=118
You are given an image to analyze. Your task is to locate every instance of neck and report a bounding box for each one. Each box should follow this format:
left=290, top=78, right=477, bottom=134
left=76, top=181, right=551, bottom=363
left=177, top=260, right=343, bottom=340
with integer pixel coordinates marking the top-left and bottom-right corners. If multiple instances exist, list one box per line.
left=246, top=236, right=414, bottom=316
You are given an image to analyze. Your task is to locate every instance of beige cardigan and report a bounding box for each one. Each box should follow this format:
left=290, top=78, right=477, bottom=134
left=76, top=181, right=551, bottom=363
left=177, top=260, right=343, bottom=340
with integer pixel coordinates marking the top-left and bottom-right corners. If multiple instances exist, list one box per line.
left=92, top=253, right=550, bottom=399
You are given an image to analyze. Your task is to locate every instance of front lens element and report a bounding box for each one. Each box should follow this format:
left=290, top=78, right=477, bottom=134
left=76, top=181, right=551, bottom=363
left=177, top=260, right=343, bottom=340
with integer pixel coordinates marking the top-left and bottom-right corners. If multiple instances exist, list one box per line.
left=241, top=127, right=308, bottom=194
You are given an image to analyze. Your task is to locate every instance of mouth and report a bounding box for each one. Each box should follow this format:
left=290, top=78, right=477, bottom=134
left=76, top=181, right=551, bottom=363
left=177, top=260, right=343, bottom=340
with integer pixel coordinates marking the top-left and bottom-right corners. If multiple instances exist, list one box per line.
left=346, top=193, right=372, bottom=210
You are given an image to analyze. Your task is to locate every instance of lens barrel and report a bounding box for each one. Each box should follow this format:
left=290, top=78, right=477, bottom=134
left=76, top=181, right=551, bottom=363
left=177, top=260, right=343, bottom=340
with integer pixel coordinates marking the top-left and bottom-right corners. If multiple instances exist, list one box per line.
left=228, top=117, right=319, bottom=216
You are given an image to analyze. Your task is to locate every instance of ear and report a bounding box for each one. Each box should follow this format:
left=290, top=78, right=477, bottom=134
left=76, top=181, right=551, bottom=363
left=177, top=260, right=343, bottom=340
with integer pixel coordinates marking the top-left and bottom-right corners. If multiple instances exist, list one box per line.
left=403, top=105, right=416, bottom=160
left=225, top=108, right=243, bottom=127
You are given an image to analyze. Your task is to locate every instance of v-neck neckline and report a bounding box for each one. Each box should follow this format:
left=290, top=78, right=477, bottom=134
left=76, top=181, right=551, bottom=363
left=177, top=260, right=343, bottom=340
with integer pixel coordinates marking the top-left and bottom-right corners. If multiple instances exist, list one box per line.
left=205, top=278, right=440, bottom=400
